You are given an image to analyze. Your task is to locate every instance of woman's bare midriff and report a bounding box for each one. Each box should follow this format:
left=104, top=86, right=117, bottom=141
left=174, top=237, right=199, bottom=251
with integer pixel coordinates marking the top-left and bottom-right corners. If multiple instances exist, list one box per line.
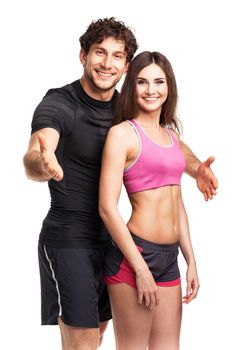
left=127, top=185, right=180, bottom=244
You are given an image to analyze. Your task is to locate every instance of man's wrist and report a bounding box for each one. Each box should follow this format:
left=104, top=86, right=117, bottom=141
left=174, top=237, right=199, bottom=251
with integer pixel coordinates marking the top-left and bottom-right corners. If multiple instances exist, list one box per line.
left=187, top=159, right=201, bottom=179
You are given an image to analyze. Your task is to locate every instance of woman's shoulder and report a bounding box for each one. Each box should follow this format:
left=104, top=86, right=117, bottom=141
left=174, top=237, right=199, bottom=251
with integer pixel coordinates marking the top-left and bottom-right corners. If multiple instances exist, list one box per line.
left=167, top=127, right=180, bottom=141
left=109, top=120, right=135, bottom=138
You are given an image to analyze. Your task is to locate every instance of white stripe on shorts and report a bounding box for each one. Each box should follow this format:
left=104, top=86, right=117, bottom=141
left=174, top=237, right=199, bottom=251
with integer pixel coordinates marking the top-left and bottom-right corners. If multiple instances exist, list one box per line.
left=43, top=245, right=62, bottom=316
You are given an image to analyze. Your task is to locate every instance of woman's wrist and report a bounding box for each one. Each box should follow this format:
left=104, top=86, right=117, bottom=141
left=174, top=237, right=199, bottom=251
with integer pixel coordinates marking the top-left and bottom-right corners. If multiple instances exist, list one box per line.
left=134, top=261, right=149, bottom=275
left=186, top=257, right=197, bottom=267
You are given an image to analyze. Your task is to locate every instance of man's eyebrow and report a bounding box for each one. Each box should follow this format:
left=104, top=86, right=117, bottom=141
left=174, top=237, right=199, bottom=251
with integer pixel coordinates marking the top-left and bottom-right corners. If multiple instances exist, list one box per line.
left=94, top=46, right=126, bottom=55
left=113, top=51, right=126, bottom=55
left=94, top=46, right=106, bottom=51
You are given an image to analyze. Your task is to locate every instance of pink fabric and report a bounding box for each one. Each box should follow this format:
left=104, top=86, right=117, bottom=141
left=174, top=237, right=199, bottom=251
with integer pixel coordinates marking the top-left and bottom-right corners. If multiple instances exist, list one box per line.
left=123, top=119, right=186, bottom=194
left=156, top=277, right=181, bottom=287
left=103, top=246, right=143, bottom=288
left=103, top=257, right=137, bottom=288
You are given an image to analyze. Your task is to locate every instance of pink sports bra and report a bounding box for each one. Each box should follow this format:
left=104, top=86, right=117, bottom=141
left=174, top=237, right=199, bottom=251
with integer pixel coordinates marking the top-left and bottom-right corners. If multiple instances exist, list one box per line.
left=123, top=119, right=186, bottom=194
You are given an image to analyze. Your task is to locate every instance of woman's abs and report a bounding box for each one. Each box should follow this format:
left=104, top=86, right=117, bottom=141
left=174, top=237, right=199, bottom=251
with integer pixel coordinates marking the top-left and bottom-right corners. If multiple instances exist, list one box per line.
left=127, top=185, right=180, bottom=244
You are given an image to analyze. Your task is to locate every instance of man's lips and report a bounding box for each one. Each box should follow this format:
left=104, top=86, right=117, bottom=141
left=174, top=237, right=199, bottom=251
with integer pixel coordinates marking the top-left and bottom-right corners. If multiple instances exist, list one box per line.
left=95, top=70, right=115, bottom=78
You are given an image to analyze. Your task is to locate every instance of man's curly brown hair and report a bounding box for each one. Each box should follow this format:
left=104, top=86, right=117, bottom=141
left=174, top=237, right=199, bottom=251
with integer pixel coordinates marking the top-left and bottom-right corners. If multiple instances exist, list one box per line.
left=79, top=17, right=138, bottom=62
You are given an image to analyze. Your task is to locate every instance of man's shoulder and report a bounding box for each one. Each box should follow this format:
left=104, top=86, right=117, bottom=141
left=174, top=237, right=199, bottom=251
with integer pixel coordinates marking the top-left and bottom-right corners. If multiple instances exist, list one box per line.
left=36, top=81, right=81, bottom=116
left=44, top=80, right=78, bottom=102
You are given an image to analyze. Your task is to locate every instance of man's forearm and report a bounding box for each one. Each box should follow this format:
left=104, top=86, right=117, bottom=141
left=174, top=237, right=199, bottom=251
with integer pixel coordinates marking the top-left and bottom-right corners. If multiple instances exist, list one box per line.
left=180, top=140, right=201, bottom=178
left=23, top=150, right=50, bottom=182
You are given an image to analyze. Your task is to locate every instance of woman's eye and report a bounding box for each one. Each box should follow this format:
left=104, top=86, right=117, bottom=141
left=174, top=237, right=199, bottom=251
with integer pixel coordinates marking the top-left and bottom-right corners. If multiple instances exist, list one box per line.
left=155, top=80, right=165, bottom=85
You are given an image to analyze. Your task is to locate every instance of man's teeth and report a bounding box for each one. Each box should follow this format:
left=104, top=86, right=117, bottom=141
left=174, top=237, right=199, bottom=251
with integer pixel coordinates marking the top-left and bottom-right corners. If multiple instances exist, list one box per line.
left=98, top=72, right=113, bottom=77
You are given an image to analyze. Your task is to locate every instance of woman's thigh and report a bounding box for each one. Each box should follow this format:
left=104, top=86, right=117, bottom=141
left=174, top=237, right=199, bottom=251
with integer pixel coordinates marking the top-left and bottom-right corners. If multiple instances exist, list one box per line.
left=108, top=283, right=155, bottom=350
left=149, top=285, right=182, bottom=350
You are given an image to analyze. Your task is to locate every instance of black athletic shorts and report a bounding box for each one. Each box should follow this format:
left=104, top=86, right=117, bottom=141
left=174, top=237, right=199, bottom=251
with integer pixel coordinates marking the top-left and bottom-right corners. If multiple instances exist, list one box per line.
left=38, top=243, right=111, bottom=328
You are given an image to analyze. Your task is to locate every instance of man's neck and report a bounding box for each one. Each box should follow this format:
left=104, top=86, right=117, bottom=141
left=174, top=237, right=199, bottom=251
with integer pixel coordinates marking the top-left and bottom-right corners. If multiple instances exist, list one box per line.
left=80, top=77, right=115, bottom=101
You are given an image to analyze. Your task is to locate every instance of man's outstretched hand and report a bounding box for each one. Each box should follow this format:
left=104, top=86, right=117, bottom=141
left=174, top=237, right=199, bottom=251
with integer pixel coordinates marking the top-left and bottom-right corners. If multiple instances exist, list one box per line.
left=38, top=133, right=64, bottom=181
left=196, top=156, right=218, bottom=201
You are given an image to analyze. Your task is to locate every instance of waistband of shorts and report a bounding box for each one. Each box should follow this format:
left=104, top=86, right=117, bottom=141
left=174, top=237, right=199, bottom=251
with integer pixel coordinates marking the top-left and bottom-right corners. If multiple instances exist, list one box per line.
left=130, top=232, right=179, bottom=252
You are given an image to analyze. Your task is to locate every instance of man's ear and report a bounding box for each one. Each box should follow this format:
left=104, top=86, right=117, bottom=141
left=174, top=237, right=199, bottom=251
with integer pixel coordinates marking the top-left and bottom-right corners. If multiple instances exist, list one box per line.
left=79, top=49, right=87, bottom=65
left=123, top=62, right=129, bottom=75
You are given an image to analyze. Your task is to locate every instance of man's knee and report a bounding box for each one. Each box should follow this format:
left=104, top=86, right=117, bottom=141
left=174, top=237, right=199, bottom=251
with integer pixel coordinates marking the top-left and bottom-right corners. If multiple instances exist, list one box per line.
left=58, top=317, right=99, bottom=350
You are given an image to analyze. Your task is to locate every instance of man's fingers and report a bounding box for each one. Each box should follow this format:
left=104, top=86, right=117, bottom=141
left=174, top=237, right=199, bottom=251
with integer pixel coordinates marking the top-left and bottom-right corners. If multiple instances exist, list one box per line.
left=204, top=191, right=209, bottom=201
left=49, top=166, right=64, bottom=181
left=51, top=169, right=63, bottom=181
left=211, top=176, right=218, bottom=190
left=40, top=155, right=63, bottom=181
left=210, top=184, right=217, bottom=195
left=38, top=133, right=47, bottom=153
left=204, top=156, right=215, bottom=167
left=206, top=189, right=213, bottom=200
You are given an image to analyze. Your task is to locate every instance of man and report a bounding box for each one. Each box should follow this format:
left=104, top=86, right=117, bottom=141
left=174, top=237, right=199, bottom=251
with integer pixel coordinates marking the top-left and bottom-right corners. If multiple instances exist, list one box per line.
left=23, top=17, right=217, bottom=350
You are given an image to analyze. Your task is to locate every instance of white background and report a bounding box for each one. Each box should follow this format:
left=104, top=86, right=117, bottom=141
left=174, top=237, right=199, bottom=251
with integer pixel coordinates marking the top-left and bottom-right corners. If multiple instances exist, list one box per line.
left=1, top=0, right=247, bottom=349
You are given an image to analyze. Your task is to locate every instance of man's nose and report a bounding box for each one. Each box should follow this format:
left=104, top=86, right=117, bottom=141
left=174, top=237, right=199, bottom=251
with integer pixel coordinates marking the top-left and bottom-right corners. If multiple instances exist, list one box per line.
left=100, top=55, right=112, bottom=69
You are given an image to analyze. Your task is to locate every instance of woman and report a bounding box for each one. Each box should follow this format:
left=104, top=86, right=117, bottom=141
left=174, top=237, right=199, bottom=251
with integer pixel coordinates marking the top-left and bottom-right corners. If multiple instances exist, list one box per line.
left=99, top=51, right=199, bottom=350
